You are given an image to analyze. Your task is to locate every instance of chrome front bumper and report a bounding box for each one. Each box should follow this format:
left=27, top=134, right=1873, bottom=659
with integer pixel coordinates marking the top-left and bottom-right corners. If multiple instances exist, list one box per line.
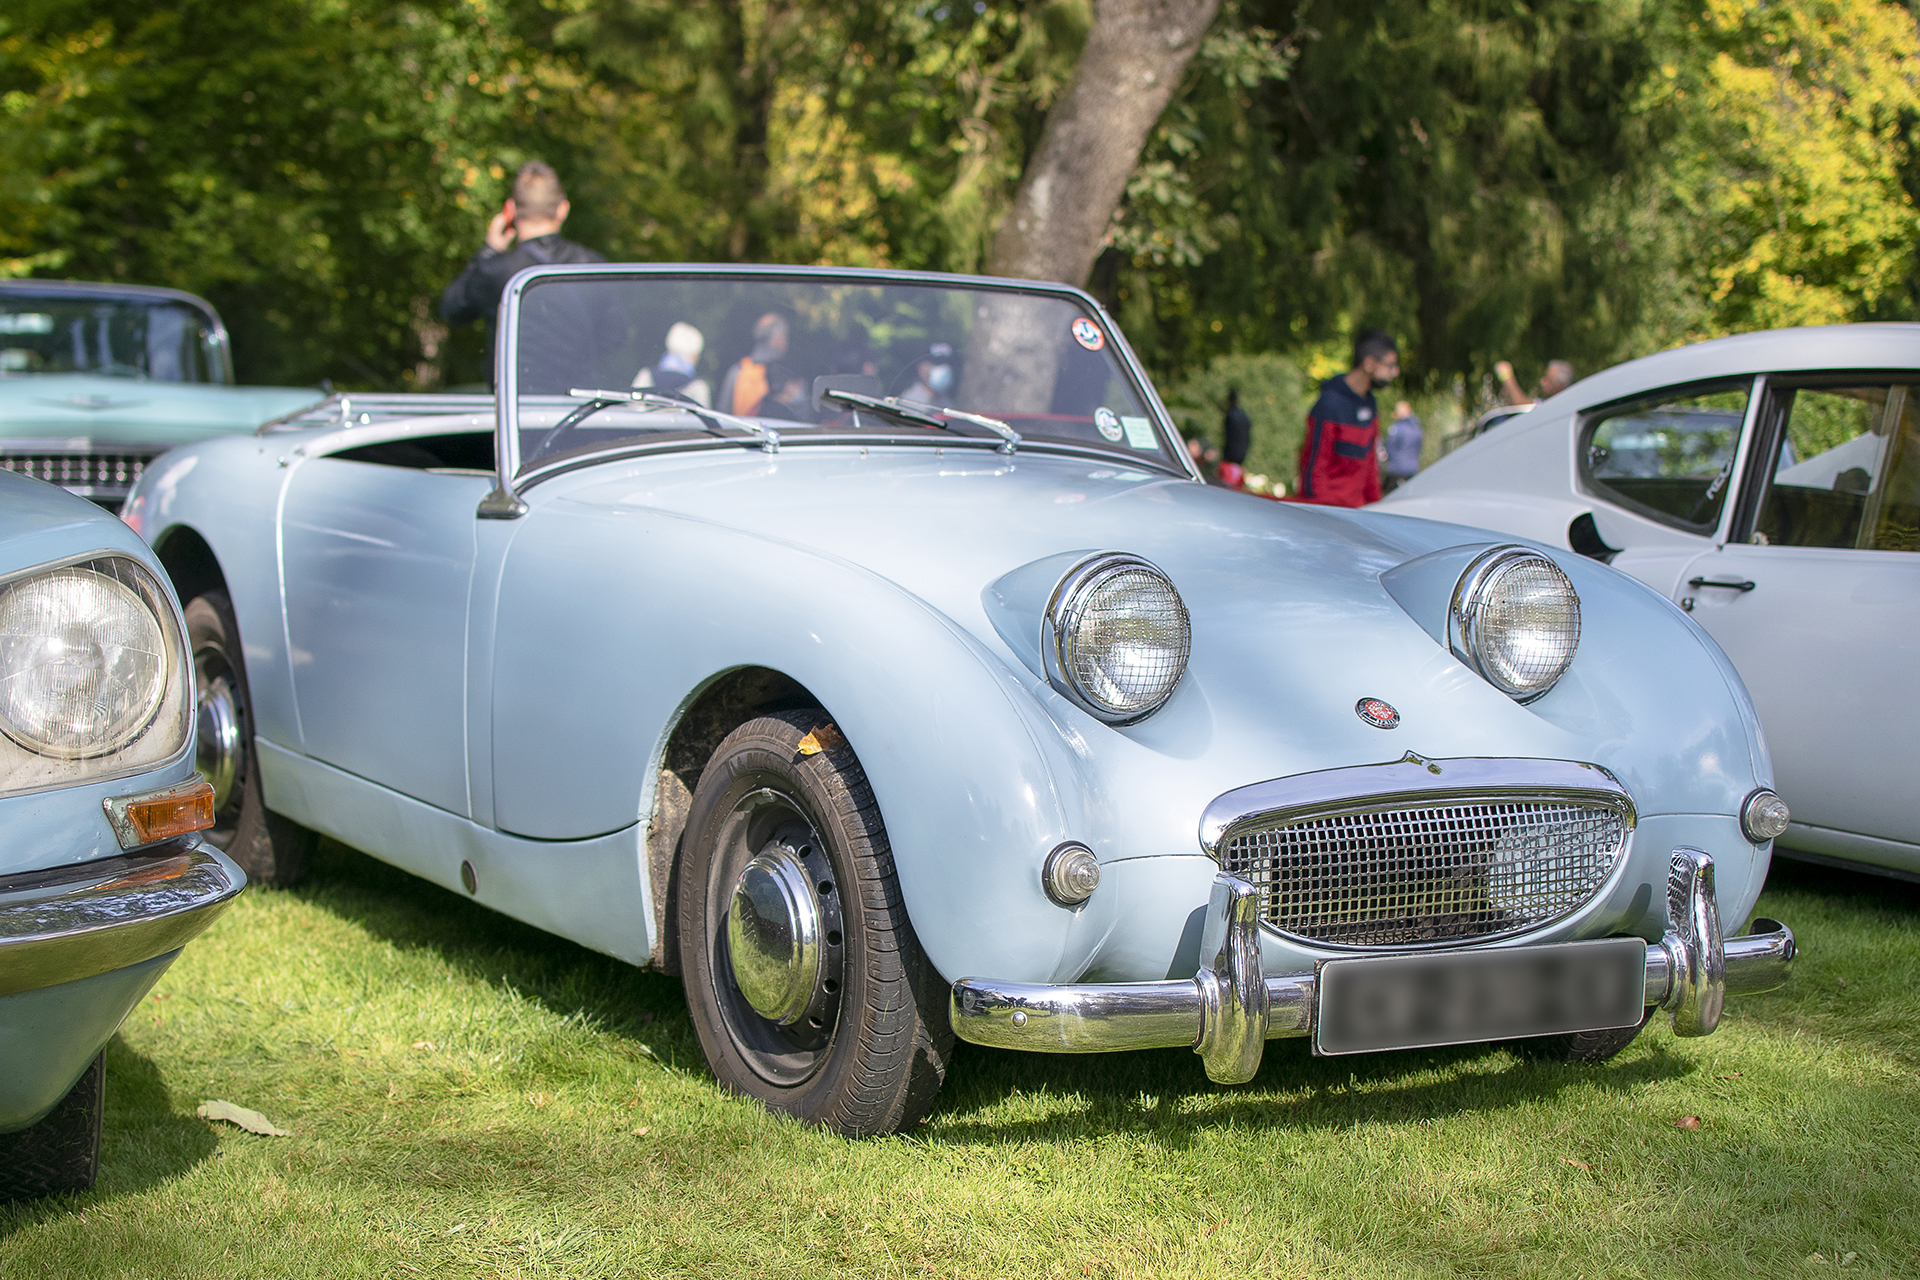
left=0, top=841, right=247, bottom=998
left=950, top=847, right=1795, bottom=1084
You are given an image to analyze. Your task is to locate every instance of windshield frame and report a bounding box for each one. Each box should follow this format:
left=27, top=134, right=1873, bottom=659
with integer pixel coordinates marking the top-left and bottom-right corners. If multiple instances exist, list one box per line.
left=477, top=263, right=1200, bottom=517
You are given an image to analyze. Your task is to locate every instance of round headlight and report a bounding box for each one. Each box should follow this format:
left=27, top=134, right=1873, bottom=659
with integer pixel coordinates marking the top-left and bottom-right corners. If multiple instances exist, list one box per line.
left=1741, top=788, right=1791, bottom=843
left=1044, top=553, right=1190, bottom=723
left=0, top=565, right=170, bottom=758
left=1451, top=547, right=1581, bottom=702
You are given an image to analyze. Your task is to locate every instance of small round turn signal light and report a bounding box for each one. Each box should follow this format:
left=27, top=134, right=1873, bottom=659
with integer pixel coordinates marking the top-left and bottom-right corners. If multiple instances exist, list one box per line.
left=1741, top=789, right=1791, bottom=843
left=1043, top=842, right=1101, bottom=906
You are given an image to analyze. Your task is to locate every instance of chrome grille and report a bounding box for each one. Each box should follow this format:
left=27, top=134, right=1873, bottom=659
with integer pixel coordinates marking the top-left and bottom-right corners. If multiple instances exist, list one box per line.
left=0, top=452, right=153, bottom=500
left=1220, top=797, right=1628, bottom=948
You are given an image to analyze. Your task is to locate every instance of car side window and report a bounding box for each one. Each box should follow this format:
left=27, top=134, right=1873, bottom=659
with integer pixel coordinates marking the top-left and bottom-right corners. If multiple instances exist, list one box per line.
left=1579, top=380, right=1751, bottom=534
left=1747, top=381, right=1918, bottom=552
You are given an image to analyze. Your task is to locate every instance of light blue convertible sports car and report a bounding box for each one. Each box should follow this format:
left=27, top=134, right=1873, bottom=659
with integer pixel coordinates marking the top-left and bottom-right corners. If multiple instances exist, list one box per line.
left=0, top=470, right=243, bottom=1198
left=125, top=265, right=1794, bottom=1135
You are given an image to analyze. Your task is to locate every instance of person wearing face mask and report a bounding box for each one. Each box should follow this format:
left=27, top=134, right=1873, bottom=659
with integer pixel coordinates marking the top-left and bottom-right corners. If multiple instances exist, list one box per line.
left=1294, top=329, right=1399, bottom=507
left=903, top=343, right=955, bottom=406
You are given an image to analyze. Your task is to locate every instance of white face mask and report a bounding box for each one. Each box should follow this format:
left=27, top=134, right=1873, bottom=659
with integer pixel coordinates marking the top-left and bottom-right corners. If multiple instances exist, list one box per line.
left=928, top=363, right=954, bottom=394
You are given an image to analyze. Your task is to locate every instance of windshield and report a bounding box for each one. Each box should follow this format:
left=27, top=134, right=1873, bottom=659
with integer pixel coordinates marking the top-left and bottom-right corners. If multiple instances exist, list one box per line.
left=511, top=273, right=1176, bottom=472
left=0, top=292, right=230, bottom=383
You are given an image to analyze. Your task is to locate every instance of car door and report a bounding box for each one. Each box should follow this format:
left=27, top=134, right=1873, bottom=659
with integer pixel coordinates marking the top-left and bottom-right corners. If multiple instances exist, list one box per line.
left=1678, top=375, right=1920, bottom=858
left=279, top=455, right=491, bottom=817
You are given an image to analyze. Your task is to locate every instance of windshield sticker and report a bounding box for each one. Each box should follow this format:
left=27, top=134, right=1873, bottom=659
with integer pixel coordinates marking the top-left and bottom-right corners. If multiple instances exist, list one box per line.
left=1071, top=317, right=1106, bottom=351
left=1120, top=416, right=1157, bottom=449
left=1094, top=407, right=1124, bottom=442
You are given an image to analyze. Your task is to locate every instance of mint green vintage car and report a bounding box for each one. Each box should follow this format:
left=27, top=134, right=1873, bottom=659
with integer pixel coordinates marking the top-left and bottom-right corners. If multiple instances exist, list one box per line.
left=0, top=281, right=318, bottom=509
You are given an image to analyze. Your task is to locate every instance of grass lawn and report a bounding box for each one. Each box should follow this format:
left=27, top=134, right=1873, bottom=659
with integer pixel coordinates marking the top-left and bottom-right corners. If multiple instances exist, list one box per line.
left=2, top=843, right=1915, bottom=1279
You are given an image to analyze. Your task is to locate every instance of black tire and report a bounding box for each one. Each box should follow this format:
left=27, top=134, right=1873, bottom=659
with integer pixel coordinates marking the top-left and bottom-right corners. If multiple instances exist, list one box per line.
left=1516, top=1008, right=1655, bottom=1063
left=185, top=591, right=313, bottom=886
left=676, top=712, right=951, bottom=1136
left=0, top=1052, right=103, bottom=1201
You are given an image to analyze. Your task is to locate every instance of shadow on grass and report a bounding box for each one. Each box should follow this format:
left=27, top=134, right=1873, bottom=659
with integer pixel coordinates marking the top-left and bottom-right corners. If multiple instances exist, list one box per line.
left=290, top=838, right=700, bottom=1064
left=1762, top=853, right=1920, bottom=918
left=0, top=1037, right=218, bottom=1236
left=289, top=839, right=1717, bottom=1146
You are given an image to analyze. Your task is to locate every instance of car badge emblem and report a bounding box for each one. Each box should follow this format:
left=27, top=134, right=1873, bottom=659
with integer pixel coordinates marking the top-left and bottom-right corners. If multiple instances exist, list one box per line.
left=1356, top=697, right=1400, bottom=729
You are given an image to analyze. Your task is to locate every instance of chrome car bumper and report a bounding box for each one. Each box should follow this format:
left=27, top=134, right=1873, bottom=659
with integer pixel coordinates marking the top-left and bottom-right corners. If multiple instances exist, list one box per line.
left=950, top=847, right=1795, bottom=1084
left=0, top=841, right=246, bottom=999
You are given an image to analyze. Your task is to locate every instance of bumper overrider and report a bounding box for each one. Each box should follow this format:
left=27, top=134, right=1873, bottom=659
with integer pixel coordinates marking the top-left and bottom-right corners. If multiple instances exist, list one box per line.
left=950, top=848, right=1795, bottom=1083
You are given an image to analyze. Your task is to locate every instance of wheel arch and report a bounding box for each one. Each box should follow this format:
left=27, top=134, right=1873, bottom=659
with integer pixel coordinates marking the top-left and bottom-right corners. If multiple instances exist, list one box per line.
left=644, top=665, right=822, bottom=972
left=152, top=522, right=228, bottom=608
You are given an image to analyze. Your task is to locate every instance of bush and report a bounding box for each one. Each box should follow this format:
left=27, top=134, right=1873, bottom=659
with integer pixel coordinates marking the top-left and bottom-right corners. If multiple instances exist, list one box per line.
left=1159, top=353, right=1313, bottom=494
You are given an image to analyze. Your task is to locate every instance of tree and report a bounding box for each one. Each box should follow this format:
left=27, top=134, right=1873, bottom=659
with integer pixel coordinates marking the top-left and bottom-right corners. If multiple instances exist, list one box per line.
left=987, top=0, right=1224, bottom=285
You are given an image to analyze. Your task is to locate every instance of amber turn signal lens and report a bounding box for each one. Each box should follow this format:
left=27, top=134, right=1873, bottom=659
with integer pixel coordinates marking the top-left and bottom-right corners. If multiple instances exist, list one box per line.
left=123, top=780, right=216, bottom=845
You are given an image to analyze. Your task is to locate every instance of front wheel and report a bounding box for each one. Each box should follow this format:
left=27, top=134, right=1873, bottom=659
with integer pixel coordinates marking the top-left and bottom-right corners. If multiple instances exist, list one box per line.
left=0, top=1053, right=103, bottom=1201
left=185, top=591, right=313, bottom=886
left=676, top=713, right=951, bottom=1136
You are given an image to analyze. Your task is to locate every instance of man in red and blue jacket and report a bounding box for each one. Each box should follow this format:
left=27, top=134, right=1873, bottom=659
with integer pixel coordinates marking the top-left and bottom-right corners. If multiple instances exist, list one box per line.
left=1295, top=329, right=1400, bottom=506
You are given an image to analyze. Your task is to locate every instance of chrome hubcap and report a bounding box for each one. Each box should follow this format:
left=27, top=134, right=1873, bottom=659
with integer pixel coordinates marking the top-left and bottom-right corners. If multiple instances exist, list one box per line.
left=196, top=676, right=241, bottom=812
left=727, top=845, right=821, bottom=1025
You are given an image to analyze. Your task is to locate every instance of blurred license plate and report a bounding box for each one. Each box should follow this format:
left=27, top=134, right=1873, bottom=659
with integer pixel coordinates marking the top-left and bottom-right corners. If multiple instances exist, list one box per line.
left=1313, top=937, right=1648, bottom=1056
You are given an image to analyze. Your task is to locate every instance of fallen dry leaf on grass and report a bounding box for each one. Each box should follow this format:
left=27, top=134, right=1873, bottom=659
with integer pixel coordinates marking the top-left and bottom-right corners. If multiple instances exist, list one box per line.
left=197, top=1100, right=290, bottom=1136
left=1560, top=1157, right=1592, bottom=1169
left=1674, top=1115, right=1701, bottom=1131
left=1717, top=1072, right=1742, bottom=1079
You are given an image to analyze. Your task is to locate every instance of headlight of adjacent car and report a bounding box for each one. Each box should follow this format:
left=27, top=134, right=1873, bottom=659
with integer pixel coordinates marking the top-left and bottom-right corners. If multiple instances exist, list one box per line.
left=1449, top=546, right=1581, bottom=703
left=1042, top=552, right=1190, bottom=723
left=0, top=555, right=190, bottom=794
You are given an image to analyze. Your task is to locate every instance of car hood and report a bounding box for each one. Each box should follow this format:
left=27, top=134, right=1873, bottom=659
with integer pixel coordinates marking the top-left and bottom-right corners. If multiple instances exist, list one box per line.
left=0, top=375, right=318, bottom=446
left=557, top=447, right=1767, bottom=821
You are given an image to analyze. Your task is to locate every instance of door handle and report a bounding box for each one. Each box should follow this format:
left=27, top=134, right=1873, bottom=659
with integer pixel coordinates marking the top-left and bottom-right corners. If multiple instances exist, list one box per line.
left=1686, top=577, right=1756, bottom=592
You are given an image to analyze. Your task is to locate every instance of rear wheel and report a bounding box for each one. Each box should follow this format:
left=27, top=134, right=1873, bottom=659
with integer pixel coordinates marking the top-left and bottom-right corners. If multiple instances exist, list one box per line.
left=676, top=712, right=951, bottom=1136
left=185, top=591, right=313, bottom=885
left=0, top=1053, right=103, bottom=1201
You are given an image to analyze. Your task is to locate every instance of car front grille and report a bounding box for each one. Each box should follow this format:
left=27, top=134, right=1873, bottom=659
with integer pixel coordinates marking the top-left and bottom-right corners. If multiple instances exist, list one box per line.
left=0, top=451, right=153, bottom=502
left=1219, top=796, right=1629, bottom=948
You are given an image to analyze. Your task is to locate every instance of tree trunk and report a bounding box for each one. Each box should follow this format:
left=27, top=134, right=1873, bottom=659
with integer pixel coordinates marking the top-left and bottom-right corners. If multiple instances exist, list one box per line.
left=985, top=0, right=1222, bottom=286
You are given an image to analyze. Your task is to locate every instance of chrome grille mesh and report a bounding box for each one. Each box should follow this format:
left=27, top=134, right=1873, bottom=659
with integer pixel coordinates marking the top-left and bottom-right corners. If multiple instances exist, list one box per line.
left=0, top=452, right=153, bottom=497
left=1220, top=797, right=1627, bottom=947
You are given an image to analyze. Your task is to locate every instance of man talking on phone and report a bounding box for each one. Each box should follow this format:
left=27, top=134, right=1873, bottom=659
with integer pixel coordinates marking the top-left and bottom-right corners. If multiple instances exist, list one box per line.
left=441, top=160, right=605, bottom=379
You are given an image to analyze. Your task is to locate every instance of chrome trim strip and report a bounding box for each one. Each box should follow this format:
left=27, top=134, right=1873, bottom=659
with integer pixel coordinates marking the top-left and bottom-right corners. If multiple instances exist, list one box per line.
left=0, top=841, right=245, bottom=997
left=950, top=854, right=1795, bottom=1066
left=478, top=271, right=530, bottom=519
left=1198, top=754, right=1635, bottom=857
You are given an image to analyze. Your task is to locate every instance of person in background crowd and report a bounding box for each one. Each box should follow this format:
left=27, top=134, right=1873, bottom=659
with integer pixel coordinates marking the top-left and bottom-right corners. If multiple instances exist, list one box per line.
left=1494, top=357, right=1576, bottom=406
left=717, top=313, right=789, bottom=416
left=633, top=321, right=710, bottom=406
left=1380, top=400, right=1423, bottom=494
left=1295, top=330, right=1398, bottom=507
left=1219, top=388, right=1252, bottom=490
left=1188, top=436, right=1225, bottom=484
left=903, top=342, right=955, bottom=405
left=441, top=161, right=605, bottom=375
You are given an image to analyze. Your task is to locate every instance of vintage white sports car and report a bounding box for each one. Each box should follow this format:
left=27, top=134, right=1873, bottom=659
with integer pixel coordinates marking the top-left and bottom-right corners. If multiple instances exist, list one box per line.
left=1384, top=324, right=1919, bottom=881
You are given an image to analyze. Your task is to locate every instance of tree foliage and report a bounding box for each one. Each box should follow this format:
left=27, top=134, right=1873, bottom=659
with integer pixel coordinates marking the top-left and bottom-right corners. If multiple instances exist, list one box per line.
left=3, top=0, right=1917, bottom=396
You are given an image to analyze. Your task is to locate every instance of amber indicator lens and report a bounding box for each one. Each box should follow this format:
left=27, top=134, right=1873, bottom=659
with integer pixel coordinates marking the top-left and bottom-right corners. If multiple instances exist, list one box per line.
left=126, top=780, right=217, bottom=844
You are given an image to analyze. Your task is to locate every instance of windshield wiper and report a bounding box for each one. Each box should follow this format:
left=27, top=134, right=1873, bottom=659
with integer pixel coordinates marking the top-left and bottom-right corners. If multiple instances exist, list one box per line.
left=821, top=389, right=1020, bottom=455
left=561, top=387, right=779, bottom=454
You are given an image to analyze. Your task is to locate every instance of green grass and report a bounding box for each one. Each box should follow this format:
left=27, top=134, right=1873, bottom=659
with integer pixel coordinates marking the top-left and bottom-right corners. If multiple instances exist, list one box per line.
left=3, top=845, right=1916, bottom=1278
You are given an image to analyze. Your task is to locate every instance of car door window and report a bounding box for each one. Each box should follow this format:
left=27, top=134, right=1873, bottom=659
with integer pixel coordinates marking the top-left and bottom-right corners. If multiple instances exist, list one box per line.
left=1747, top=381, right=1917, bottom=552
left=1579, top=380, right=1752, bottom=533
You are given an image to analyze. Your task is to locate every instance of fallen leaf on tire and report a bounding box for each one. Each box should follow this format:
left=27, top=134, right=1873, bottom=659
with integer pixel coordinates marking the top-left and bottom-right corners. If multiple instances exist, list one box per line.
left=1674, top=1115, right=1701, bottom=1131
left=796, top=724, right=845, bottom=756
left=197, top=1100, right=290, bottom=1136
left=1560, top=1157, right=1592, bottom=1169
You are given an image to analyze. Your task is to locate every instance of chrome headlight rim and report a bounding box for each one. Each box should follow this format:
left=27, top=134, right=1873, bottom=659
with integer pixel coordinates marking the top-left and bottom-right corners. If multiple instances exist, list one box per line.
left=1740, top=787, right=1791, bottom=844
left=0, top=550, right=189, bottom=766
left=1042, top=551, right=1191, bottom=725
left=1449, top=544, right=1582, bottom=704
